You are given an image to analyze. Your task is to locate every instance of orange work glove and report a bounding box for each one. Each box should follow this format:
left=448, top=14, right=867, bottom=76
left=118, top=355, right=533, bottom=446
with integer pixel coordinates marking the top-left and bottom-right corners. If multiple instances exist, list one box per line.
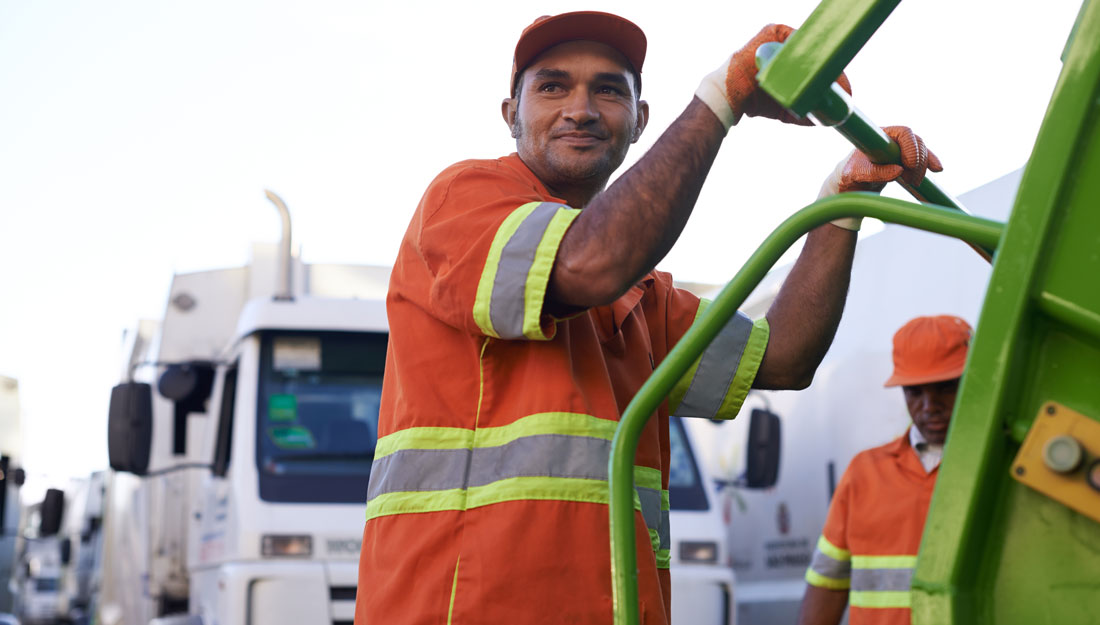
left=696, top=24, right=852, bottom=130
left=819, top=125, right=945, bottom=230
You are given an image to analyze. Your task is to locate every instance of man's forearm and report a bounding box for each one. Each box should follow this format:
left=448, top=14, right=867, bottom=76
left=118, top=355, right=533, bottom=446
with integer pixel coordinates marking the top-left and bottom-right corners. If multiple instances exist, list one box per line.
left=796, top=584, right=848, bottom=625
left=548, top=98, right=725, bottom=309
left=756, top=223, right=856, bottom=389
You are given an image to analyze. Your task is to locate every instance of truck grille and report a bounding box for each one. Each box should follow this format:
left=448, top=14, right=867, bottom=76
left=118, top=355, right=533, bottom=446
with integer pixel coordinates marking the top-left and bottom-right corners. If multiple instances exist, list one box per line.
left=331, top=585, right=357, bottom=625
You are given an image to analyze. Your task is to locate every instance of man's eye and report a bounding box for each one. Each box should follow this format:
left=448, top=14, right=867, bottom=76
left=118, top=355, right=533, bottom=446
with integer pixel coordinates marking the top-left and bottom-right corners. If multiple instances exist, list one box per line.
left=598, top=86, right=625, bottom=95
left=539, top=83, right=563, bottom=92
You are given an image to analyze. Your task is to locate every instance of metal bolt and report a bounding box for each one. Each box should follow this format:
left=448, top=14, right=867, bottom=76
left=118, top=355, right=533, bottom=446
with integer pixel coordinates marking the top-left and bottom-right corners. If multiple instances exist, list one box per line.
left=1015, top=466, right=1026, bottom=476
left=1046, top=404, right=1056, bottom=416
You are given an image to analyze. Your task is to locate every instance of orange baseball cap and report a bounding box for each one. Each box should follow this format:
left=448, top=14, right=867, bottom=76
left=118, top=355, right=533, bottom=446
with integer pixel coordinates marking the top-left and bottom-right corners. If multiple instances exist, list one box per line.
left=510, top=11, right=647, bottom=97
left=884, top=315, right=972, bottom=387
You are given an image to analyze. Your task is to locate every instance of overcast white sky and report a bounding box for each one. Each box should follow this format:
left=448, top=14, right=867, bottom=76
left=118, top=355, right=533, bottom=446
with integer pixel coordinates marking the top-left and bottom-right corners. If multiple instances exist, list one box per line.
left=0, top=0, right=1083, bottom=491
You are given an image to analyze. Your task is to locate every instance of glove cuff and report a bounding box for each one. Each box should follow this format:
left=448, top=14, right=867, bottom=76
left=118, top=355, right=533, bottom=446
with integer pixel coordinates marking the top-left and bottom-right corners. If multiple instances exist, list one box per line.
left=696, top=56, right=740, bottom=131
left=819, top=153, right=863, bottom=231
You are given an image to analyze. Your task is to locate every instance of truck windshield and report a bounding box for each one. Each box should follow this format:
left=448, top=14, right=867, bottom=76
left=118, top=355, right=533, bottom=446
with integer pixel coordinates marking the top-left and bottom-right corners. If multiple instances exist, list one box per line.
left=668, top=416, right=709, bottom=511
left=256, top=330, right=387, bottom=503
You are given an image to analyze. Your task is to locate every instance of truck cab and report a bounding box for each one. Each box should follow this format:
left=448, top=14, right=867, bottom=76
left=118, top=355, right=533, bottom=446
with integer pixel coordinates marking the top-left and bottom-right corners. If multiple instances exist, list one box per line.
left=102, top=213, right=392, bottom=625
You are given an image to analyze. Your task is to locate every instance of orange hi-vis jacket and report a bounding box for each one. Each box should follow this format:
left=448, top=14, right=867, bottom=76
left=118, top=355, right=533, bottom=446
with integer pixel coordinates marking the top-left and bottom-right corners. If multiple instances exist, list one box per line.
left=805, top=432, right=937, bottom=625
left=355, top=154, right=769, bottom=625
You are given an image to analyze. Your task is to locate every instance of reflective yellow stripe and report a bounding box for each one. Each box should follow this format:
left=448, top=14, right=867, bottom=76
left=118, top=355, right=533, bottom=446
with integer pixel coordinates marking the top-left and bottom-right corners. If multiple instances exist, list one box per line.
left=634, top=465, right=662, bottom=490
left=817, top=535, right=851, bottom=561
left=714, top=317, right=769, bottom=419
left=374, top=412, right=617, bottom=459
left=851, top=555, right=917, bottom=569
left=366, top=488, right=466, bottom=521
left=474, top=202, right=541, bottom=337
left=367, top=477, right=643, bottom=521
left=466, top=476, right=611, bottom=508
left=522, top=207, right=580, bottom=340
left=375, top=427, right=473, bottom=459
left=849, top=590, right=911, bottom=609
left=656, top=548, right=671, bottom=569
left=805, top=568, right=851, bottom=590
left=477, top=412, right=617, bottom=446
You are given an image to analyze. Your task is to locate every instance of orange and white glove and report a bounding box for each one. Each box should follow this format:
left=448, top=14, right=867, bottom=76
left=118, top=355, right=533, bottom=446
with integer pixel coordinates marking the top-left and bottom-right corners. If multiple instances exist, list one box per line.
left=696, top=24, right=852, bottom=130
left=819, top=125, right=944, bottom=230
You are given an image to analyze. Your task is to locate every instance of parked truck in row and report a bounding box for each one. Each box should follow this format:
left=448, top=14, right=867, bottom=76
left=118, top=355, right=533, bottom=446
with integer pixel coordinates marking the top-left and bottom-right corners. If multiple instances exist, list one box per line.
left=102, top=193, right=390, bottom=625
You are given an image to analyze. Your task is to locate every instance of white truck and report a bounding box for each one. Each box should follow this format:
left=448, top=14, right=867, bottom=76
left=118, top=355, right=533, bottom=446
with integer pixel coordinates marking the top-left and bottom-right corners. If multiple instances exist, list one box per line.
left=102, top=192, right=390, bottom=625
left=11, top=490, right=65, bottom=625
left=1, top=376, right=25, bottom=618
left=684, top=170, right=1020, bottom=624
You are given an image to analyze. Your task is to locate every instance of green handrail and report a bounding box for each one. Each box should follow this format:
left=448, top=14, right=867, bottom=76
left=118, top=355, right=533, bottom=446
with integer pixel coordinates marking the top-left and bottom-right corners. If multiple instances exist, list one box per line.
left=608, top=194, right=1003, bottom=625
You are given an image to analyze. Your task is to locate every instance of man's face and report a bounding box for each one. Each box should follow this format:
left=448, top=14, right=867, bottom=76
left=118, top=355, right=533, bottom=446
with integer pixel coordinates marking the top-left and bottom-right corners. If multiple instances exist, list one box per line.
left=902, top=378, right=960, bottom=445
left=503, top=40, right=647, bottom=196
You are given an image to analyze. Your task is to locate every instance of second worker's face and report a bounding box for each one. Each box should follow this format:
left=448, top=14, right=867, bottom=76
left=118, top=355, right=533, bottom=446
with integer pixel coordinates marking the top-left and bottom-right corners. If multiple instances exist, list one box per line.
left=505, top=40, right=647, bottom=196
left=903, top=378, right=960, bottom=445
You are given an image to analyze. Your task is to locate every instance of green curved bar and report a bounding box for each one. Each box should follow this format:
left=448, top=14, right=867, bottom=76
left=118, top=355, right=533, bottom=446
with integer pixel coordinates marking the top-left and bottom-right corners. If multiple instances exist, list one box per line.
left=609, top=194, right=1003, bottom=625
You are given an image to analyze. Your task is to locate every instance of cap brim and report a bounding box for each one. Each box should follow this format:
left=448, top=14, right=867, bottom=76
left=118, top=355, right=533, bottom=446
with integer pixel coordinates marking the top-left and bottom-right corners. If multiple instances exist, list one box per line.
left=883, top=362, right=966, bottom=388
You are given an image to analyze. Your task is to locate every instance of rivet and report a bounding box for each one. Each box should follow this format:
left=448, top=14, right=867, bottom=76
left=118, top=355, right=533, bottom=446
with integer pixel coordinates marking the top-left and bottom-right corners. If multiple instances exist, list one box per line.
left=1046, top=405, right=1056, bottom=416
left=1015, top=466, right=1026, bottom=476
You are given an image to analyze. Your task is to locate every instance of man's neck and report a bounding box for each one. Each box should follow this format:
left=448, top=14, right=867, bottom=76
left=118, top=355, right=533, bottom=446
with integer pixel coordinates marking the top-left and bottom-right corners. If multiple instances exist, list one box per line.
left=542, top=179, right=606, bottom=209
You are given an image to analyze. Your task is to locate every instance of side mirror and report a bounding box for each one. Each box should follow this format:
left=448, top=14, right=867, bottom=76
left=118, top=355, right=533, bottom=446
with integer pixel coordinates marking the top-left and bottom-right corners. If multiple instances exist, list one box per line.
left=744, top=408, right=781, bottom=489
left=59, top=537, right=72, bottom=565
left=39, top=488, right=64, bottom=536
left=159, top=362, right=215, bottom=456
left=108, top=382, right=153, bottom=475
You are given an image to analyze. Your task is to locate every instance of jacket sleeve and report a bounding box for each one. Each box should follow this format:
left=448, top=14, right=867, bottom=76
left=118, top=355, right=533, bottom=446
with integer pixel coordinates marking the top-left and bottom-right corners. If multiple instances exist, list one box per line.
left=412, top=163, right=580, bottom=340
left=662, top=277, right=769, bottom=420
left=805, top=466, right=853, bottom=589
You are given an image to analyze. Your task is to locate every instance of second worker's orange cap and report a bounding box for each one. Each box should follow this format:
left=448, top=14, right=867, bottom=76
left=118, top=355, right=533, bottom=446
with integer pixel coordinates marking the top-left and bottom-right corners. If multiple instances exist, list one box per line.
left=884, top=315, right=972, bottom=387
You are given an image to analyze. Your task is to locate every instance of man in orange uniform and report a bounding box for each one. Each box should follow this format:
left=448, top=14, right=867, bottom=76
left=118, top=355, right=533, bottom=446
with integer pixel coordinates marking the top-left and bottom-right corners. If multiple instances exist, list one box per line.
left=797, top=315, right=972, bottom=625
left=357, top=11, right=941, bottom=625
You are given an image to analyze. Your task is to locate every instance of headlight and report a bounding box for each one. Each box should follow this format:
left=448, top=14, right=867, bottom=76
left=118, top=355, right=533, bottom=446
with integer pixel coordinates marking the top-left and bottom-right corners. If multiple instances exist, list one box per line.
left=261, top=534, right=312, bottom=557
left=679, top=541, right=719, bottom=564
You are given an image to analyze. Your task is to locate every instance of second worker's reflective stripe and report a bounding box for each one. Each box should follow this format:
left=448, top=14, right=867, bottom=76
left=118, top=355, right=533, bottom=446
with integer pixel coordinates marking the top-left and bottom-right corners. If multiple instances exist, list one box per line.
left=849, top=554, right=916, bottom=609
left=805, top=535, right=851, bottom=589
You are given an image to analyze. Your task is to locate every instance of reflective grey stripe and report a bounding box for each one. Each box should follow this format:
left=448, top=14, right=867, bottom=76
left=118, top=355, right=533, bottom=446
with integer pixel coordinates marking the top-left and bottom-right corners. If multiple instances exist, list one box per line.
left=851, top=568, right=913, bottom=592
left=367, top=448, right=471, bottom=500
left=659, top=509, right=670, bottom=550
left=468, top=434, right=609, bottom=486
left=676, top=312, right=753, bottom=419
left=810, top=547, right=852, bottom=580
left=489, top=202, right=562, bottom=339
left=368, top=434, right=613, bottom=501
left=637, top=487, right=661, bottom=531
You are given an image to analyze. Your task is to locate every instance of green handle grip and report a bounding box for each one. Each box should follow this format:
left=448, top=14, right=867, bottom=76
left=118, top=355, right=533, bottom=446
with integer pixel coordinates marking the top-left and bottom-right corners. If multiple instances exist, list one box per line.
left=755, top=41, right=993, bottom=262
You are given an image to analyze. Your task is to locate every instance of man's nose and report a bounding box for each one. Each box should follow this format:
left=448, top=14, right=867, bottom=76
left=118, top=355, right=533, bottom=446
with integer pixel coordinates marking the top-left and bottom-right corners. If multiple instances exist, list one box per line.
left=919, top=392, right=941, bottom=412
left=562, top=90, right=598, bottom=124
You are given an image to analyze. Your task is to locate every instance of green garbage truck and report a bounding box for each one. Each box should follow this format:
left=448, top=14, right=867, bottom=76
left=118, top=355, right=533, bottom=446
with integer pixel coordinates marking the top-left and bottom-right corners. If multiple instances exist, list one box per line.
left=608, top=0, right=1100, bottom=623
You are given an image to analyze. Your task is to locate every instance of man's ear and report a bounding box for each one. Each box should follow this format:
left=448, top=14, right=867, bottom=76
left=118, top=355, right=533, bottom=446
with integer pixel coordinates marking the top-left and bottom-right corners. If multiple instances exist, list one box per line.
left=502, top=98, right=518, bottom=137
left=631, top=100, right=650, bottom=144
